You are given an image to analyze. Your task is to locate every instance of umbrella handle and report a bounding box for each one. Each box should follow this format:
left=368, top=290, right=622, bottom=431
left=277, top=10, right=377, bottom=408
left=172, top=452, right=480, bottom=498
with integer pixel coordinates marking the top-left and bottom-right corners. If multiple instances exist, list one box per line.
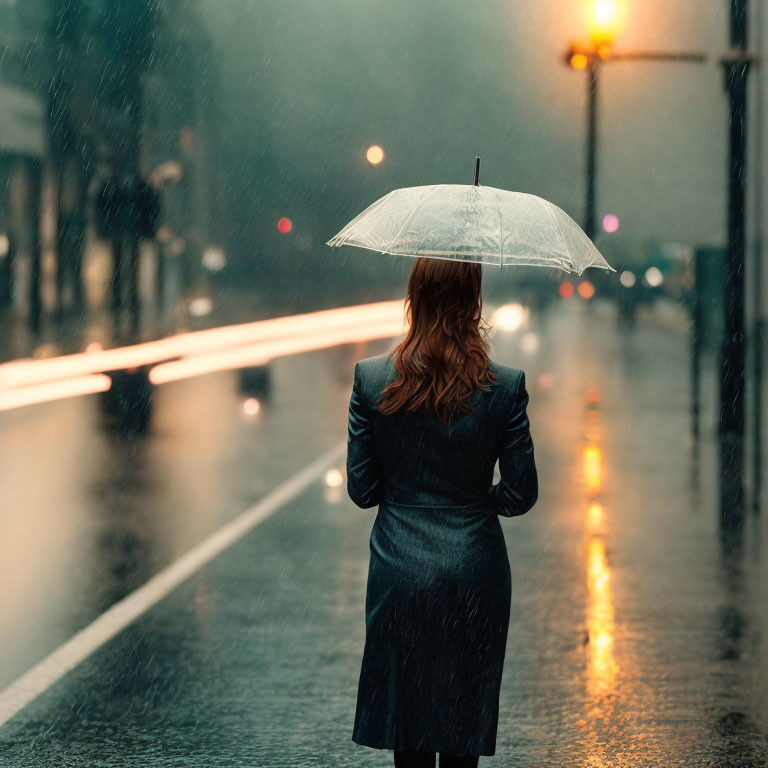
left=473, top=156, right=480, bottom=186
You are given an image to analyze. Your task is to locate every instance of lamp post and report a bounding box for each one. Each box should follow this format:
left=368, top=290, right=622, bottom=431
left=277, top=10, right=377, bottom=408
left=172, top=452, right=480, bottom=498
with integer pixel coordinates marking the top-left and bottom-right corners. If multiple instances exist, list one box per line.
left=564, top=3, right=707, bottom=240
left=563, top=1, right=759, bottom=525
left=565, top=1, right=626, bottom=240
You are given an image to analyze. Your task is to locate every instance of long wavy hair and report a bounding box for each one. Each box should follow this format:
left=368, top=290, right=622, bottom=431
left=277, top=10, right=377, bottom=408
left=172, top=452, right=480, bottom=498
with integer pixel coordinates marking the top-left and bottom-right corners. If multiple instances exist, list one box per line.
left=378, top=257, right=497, bottom=426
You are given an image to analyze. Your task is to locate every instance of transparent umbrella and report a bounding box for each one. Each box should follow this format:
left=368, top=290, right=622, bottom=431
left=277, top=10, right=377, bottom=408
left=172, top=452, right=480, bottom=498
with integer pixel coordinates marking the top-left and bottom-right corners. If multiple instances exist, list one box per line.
left=327, top=158, right=614, bottom=275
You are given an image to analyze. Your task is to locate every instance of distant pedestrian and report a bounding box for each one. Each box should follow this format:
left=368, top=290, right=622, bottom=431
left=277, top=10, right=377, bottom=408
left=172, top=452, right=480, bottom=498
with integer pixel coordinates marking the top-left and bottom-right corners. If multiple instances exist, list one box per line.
left=347, top=257, right=538, bottom=767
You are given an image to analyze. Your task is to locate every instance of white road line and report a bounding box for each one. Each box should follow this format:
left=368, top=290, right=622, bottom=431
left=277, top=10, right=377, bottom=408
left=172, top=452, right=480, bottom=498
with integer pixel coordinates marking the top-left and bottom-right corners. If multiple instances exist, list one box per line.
left=0, top=440, right=347, bottom=728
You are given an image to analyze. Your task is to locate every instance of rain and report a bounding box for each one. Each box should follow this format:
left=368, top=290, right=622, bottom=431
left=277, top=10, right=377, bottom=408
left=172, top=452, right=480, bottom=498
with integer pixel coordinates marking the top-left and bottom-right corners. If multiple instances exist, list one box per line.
left=0, top=0, right=766, bottom=765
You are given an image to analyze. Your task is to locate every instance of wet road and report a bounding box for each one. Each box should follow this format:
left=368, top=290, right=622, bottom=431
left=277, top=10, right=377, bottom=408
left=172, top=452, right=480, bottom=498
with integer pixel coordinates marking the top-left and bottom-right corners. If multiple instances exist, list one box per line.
left=2, top=299, right=768, bottom=766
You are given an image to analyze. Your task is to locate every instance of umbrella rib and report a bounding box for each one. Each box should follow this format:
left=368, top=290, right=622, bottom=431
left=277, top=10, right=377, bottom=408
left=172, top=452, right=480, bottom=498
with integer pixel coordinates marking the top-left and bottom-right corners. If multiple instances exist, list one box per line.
left=382, top=185, right=443, bottom=256
left=535, top=195, right=570, bottom=269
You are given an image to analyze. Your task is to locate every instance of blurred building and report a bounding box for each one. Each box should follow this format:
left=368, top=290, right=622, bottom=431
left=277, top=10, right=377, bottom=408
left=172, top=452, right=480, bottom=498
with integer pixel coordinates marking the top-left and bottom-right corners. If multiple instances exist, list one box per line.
left=0, top=0, right=222, bottom=331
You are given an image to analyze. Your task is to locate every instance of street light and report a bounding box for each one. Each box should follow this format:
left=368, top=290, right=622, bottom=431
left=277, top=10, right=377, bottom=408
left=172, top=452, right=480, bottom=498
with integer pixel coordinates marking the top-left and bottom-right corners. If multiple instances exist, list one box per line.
left=587, top=0, right=626, bottom=52
left=564, top=4, right=706, bottom=242
left=563, top=1, right=757, bottom=524
left=564, top=3, right=624, bottom=241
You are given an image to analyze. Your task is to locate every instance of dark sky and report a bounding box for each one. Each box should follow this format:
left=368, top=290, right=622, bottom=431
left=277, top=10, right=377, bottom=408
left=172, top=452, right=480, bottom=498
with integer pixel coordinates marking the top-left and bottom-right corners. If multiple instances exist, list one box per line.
left=199, top=0, right=756, bottom=268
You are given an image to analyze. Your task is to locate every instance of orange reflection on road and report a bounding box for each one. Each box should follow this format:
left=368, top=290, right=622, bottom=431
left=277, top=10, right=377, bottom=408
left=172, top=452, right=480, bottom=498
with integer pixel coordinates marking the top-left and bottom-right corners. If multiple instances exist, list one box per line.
left=583, top=443, right=603, bottom=496
left=586, top=537, right=618, bottom=694
left=587, top=501, right=603, bottom=532
left=581, top=388, right=617, bottom=708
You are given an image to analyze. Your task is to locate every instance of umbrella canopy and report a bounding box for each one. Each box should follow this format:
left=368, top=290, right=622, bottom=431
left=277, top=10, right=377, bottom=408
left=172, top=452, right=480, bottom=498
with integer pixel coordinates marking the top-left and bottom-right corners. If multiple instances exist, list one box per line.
left=327, top=178, right=615, bottom=275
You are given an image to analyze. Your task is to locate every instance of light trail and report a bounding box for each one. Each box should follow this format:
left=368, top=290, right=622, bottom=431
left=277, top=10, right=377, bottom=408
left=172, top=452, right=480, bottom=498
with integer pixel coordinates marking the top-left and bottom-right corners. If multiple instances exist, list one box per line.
left=0, top=300, right=405, bottom=391
left=0, top=375, right=112, bottom=413
left=149, top=318, right=406, bottom=384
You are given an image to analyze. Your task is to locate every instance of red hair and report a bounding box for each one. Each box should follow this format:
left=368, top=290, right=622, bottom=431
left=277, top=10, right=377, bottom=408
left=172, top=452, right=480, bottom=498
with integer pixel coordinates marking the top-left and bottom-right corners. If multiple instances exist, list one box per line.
left=378, top=257, right=497, bottom=426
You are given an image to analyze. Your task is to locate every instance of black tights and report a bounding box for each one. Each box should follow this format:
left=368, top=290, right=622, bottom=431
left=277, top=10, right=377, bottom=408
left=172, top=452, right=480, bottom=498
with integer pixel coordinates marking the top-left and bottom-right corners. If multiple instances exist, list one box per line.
left=394, top=750, right=479, bottom=768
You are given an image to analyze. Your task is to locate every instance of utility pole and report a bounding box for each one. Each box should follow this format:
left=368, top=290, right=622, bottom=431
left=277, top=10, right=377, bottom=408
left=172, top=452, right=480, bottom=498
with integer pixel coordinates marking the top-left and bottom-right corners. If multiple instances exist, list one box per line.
left=752, top=0, right=764, bottom=515
left=719, top=0, right=751, bottom=527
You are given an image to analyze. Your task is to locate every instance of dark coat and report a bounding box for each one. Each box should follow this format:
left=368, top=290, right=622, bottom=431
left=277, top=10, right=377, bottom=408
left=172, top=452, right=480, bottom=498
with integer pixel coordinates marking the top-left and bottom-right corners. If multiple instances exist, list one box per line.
left=347, top=352, right=538, bottom=756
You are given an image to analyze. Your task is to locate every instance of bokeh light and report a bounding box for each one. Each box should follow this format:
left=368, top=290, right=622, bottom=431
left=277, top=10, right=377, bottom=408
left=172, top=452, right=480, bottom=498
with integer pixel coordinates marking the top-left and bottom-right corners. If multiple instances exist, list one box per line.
left=366, top=145, right=385, bottom=165
left=578, top=280, right=595, bottom=300
left=188, top=297, right=214, bottom=317
left=645, top=266, right=664, bottom=287
left=491, top=303, right=528, bottom=332
left=325, top=468, right=344, bottom=488
left=202, top=246, right=226, bottom=271
left=537, top=371, right=555, bottom=390
left=243, top=398, right=261, bottom=416
left=602, top=214, right=619, bottom=233
left=570, top=53, right=589, bottom=70
left=619, top=270, right=636, bottom=288
left=559, top=281, right=575, bottom=299
left=585, top=387, right=601, bottom=405
left=278, top=217, right=293, bottom=234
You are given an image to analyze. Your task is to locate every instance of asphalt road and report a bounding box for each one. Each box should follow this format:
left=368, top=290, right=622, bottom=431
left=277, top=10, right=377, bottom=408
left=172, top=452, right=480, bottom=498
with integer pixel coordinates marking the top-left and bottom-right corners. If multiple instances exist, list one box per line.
left=1, top=298, right=767, bottom=767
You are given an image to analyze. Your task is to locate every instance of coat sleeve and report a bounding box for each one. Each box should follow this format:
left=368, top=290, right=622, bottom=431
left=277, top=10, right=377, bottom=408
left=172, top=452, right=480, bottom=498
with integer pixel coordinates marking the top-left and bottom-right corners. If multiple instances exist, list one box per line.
left=346, top=361, right=384, bottom=509
left=488, top=371, right=538, bottom=518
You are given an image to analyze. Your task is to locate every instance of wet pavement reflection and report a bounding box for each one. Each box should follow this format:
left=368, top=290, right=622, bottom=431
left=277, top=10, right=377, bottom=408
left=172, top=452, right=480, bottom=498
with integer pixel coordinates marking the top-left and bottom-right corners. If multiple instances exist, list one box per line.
left=1, top=298, right=768, bottom=766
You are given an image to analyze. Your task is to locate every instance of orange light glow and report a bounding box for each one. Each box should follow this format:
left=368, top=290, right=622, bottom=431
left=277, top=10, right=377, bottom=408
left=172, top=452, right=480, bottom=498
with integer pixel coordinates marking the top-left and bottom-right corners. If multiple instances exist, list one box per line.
left=587, top=502, right=603, bottom=531
left=570, top=53, right=589, bottom=70
left=585, top=387, right=601, bottom=405
left=583, top=444, right=603, bottom=495
left=586, top=537, right=618, bottom=691
left=587, top=0, right=626, bottom=49
left=559, top=281, right=575, bottom=299
left=578, top=281, right=595, bottom=300
left=366, top=145, right=385, bottom=165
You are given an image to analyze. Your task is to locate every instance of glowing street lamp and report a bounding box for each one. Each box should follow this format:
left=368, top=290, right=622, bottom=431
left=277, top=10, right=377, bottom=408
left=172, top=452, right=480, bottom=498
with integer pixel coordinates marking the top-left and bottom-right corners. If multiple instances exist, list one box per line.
left=587, top=0, right=625, bottom=53
left=563, top=2, right=704, bottom=243
left=563, top=2, right=625, bottom=241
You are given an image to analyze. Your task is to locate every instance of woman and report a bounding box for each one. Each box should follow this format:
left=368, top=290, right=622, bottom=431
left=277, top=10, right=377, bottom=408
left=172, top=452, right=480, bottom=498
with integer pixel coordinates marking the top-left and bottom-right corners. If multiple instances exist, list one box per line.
left=346, top=257, right=538, bottom=767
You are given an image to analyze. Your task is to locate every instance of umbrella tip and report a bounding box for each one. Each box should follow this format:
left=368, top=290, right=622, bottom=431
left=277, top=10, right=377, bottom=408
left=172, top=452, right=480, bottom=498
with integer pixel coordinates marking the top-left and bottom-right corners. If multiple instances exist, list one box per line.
left=473, top=156, right=480, bottom=186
